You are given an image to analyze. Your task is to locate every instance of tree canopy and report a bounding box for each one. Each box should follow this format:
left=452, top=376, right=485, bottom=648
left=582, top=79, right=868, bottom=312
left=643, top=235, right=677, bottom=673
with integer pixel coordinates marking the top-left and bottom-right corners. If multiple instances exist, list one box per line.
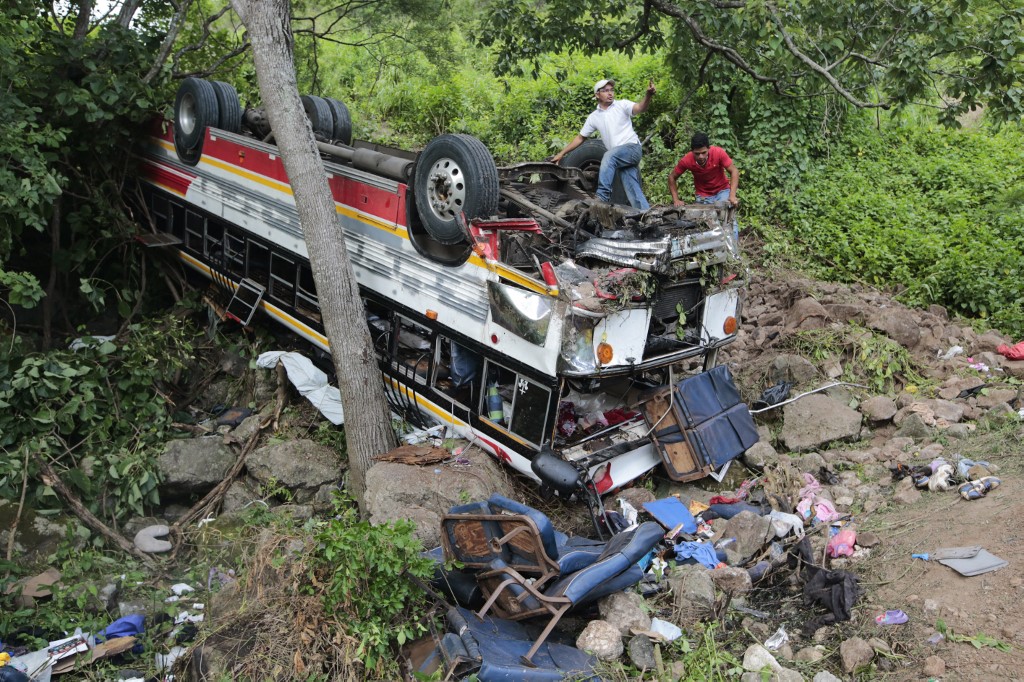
left=479, top=0, right=1024, bottom=126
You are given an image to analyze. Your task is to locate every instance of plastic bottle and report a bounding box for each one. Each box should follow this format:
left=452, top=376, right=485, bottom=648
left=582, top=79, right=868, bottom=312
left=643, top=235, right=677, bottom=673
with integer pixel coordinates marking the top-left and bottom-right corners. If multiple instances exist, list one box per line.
left=486, top=384, right=504, bottom=424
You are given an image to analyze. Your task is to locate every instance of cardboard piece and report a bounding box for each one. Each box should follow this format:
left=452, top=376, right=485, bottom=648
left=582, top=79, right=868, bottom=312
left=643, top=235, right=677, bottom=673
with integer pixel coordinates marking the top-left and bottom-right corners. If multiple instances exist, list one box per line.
left=936, top=547, right=1008, bottom=577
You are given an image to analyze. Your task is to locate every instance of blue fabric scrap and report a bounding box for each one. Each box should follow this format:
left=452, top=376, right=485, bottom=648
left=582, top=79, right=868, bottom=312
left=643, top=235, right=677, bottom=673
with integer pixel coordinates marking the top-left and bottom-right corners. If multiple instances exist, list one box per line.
left=673, top=542, right=720, bottom=569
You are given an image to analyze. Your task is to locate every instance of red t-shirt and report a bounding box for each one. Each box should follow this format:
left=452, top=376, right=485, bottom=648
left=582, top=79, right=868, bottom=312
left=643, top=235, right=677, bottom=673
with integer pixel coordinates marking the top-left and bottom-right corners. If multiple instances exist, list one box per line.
left=673, top=146, right=733, bottom=197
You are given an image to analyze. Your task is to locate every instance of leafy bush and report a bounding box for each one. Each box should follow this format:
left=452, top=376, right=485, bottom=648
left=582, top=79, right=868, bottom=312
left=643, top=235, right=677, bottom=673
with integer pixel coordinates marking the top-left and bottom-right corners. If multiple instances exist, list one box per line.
left=760, top=116, right=1024, bottom=338
left=0, top=314, right=198, bottom=522
left=310, top=495, right=435, bottom=674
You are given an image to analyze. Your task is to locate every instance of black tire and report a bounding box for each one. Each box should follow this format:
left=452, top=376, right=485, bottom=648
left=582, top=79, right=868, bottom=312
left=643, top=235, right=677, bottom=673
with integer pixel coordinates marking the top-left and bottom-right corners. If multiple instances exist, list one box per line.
left=324, top=97, right=352, bottom=145
left=560, top=139, right=630, bottom=206
left=174, top=77, right=219, bottom=153
left=211, top=80, right=241, bottom=134
left=301, top=95, right=333, bottom=139
left=413, top=134, right=499, bottom=245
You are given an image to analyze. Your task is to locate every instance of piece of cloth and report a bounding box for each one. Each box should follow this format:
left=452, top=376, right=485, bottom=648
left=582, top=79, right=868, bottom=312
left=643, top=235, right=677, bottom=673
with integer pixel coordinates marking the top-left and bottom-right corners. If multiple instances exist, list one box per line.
left=580, top=100, right=640, bottom=149
left=996, top=341, right=1024, bottom=360
left=673, top=541, right=720, bottom=569
left=709, top=495, right=741, bottom=505
left=673, top=146, right=733, bottom=196
left=597, top=142, right=649, bottom=209
left=97, top=614, right=146, bottom=654
left=767, top=510, right=805, bottom=539
left=256, top=351, right=344, bottom=424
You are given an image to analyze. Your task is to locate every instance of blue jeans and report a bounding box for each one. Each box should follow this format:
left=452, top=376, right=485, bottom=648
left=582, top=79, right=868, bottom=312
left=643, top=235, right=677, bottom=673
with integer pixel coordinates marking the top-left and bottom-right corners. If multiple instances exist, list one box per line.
left=696, top=188, right=738, bottom=242
left=597, top=143, right=649, bottom=210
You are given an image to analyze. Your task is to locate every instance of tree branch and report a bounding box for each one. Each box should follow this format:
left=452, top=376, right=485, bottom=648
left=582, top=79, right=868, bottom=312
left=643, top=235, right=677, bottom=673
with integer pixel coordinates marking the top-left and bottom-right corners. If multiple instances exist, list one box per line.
left=650, top=0, right=783, bottom=89
left=766, top=3, right=890, bottom=109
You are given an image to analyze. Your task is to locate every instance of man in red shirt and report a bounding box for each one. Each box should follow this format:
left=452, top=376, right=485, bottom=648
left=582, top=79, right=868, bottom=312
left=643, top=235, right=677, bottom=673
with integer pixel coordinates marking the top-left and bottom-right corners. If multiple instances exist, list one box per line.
left=668, top=132, right=739, bottom=208
left=668, top=132, right=739, bottom=241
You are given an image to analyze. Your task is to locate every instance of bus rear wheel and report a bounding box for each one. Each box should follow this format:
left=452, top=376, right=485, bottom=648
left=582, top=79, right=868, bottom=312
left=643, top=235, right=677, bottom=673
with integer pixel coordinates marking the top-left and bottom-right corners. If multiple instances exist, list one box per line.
left=413, top=134, right=499, bottom=245
left=173, top=77, right=219, bottom=165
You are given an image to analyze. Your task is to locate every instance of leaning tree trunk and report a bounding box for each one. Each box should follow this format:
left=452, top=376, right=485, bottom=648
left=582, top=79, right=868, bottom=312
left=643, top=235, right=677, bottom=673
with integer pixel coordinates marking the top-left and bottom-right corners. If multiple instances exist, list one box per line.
left=230, top=0, right=397, bottom=510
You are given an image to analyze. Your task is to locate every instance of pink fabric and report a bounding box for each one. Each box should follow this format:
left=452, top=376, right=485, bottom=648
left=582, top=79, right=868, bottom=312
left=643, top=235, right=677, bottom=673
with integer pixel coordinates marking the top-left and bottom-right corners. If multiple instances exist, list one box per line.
left=997, top=342, right=1024, bottom=360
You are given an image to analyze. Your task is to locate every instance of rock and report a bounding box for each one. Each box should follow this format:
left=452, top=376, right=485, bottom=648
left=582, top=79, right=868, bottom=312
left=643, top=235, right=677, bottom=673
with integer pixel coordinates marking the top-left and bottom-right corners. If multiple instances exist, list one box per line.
left=1003, top=360, right=1024, bottom=379
left=856, top=531, right=880, bottom=548
left=892, top=479, right=922, bottom=506
left=923, top=655, right=946, bottom=677
left=576, top=620, right=623, bottom=661
left=770, top=354, right=821, bottom=385
left=627, top=635, right=657, bottom=671
left=794, top=646, right=825, bottom=662
left=946, top=423, right=974, bottom=439
left=221, top=480, right=262, bottom=514
left=860, top=396, right=897, bottom=423
left=813, top=673, right=843, bottom=682
left=867, top=308, right=921, bottom=349
left=710, top=566, right=753, bottom=595
left=364, top=446, right=515, bottom=548
left=616, top=487, right=657, bottom=509
left=926, top=399, right=965, bottom=423
left=743, top=440, right=780, bottom=470
left=868, top=638, right=891, bottom=655
left=718, top=511, right=772, bottom=565
left=118, top=598, right=150, bottom=618
left=976, top=388, right=1017, bottom=408
left=743, top=644, right=780, bottom=673
left=133, top=524, right=172, bottom=553
left=157, top=437, right=236, bottom=495
left=670, top=661, right=686, bottom=679
left=786, top=298, right=829, bottom=331
left=840, top=637, right=874, bottom=673
left=271, top=504, right=313, bottom=522
left=781, top=394, right=862, bottom=451
left=246, top=439, right=345, bottom=502
left=598, top=591, right=651, bottom=635
left=893, top=412, right=932, bottom=439
left=669, top=564, right=716, bottom=626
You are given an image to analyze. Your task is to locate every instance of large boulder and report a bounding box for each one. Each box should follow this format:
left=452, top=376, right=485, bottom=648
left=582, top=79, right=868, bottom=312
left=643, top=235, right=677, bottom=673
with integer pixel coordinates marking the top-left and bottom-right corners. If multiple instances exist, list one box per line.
left=158, top=437, right=236, bottom=495
left=246, top=439, right=345, bottom=503
left=364, top=446, right=515, bottom=548
left=668, top=564, right=716, bottom=627
left=780, top=394, right=862, bottom=451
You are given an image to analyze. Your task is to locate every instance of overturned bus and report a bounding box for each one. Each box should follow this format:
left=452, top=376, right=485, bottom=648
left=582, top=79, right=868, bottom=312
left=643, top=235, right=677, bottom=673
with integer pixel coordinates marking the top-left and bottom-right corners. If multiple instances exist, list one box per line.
left=135, top=77, right=747, bottom=495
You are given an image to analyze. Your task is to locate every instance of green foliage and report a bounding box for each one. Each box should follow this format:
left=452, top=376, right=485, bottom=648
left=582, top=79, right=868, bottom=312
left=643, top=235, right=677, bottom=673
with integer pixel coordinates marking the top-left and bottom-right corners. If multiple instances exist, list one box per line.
left=762, top=117, right=1024, bottom=338
left=670, top=621, right=744, bottom=680
left=310, top=494, right=435, bottom=674
left=785, top=324, right=924, bottom=394
left=477, top=0, right=1024, bottom=125
left=936, top=618, right=1013, bottom=652
left=0, top=314, right=199, bottom=521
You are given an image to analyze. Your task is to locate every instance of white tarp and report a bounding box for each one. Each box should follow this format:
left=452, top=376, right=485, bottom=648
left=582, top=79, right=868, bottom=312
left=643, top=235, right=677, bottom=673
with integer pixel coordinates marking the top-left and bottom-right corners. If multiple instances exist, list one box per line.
left=256, top=351, right=344, bottom=425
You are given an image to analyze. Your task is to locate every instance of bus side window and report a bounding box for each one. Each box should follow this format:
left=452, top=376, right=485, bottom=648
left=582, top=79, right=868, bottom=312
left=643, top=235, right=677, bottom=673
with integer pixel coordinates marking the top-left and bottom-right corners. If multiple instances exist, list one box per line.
left=434, top=337, right=480, bottom=407
left=395, top=316, right=433, bottom=383
left=481, top=361, right=551, bottom=447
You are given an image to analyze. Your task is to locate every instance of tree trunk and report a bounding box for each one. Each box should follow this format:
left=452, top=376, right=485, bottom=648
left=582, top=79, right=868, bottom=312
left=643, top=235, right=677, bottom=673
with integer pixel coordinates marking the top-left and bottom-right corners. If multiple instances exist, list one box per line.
left=230, top=0, right=397, bottom=510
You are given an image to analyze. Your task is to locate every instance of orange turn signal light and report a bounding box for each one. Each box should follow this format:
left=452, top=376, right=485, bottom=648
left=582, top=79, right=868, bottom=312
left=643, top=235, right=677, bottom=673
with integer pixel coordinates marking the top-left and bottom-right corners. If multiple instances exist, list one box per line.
left=723, top=316, right=738, bottom=335
left=596, top=342, right=613, bottom=365
left=426, top=309, right=438, bottom=320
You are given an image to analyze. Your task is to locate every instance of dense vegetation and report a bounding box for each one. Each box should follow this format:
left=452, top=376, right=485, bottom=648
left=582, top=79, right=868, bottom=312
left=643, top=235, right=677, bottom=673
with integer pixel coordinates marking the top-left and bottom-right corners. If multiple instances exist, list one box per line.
left=0, top=0, right=1021, bottom=674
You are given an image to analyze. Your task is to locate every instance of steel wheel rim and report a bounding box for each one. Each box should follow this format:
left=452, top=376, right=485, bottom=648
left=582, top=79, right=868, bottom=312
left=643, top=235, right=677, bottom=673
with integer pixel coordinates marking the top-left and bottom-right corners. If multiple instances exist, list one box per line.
left=425, top=157, right=466, bottom=221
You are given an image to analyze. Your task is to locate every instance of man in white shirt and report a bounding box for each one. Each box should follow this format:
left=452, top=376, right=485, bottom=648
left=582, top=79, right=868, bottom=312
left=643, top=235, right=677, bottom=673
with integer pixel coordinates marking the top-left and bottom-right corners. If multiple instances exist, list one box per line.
left=551, top=78, right=655, bottom=210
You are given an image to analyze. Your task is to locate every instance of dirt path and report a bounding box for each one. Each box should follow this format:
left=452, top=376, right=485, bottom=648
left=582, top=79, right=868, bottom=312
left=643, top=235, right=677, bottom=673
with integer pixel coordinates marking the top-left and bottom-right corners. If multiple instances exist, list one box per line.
left=856, top=426, right=1023, bottom=681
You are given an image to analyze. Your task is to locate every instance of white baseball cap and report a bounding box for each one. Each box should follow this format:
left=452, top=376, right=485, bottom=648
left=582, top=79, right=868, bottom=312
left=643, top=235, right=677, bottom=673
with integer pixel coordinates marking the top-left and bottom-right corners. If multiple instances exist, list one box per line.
left=593, top=79, right=615, bottom=93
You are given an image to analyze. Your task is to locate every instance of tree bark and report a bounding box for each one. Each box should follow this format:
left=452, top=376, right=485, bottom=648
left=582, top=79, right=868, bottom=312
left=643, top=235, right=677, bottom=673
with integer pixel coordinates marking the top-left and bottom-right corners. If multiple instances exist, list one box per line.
left=230, top=0, right=397, bottom=511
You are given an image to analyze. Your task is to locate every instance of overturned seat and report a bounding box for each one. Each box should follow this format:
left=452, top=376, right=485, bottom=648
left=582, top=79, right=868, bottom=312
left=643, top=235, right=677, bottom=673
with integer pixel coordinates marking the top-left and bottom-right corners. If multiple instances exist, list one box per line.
left=440, top=494, right=663, bottom=665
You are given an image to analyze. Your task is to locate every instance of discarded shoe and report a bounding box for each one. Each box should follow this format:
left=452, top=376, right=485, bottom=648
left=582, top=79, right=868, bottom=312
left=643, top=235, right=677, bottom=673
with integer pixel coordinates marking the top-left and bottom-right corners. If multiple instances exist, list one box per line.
left=875, top=609, right=909, bottom=626
left=958, top=476, right=1001, bottom=501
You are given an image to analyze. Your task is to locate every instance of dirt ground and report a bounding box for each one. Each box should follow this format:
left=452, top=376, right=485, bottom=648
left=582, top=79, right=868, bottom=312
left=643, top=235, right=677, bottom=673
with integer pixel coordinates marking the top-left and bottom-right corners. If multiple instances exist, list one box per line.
left=855, top=425, right=1023, bottom=681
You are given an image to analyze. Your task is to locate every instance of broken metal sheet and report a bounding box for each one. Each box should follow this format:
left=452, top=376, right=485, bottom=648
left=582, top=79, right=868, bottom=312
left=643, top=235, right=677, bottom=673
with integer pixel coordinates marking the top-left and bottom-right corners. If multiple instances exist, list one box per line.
left=576, top=237, right=672, bottom=273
